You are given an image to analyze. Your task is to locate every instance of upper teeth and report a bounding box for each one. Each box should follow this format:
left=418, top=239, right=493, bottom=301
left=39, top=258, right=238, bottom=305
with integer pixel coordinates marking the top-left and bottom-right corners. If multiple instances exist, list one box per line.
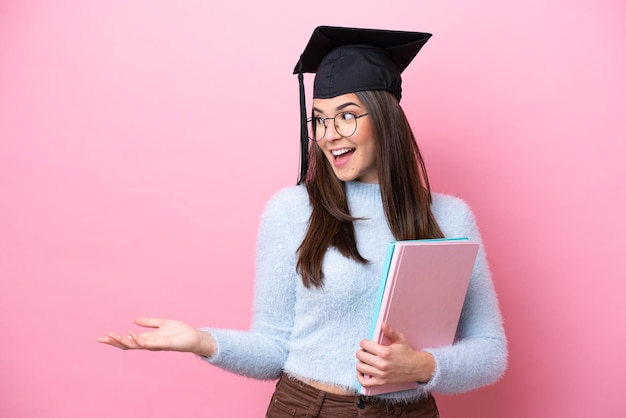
left=332, top=148, right=353, bottom=156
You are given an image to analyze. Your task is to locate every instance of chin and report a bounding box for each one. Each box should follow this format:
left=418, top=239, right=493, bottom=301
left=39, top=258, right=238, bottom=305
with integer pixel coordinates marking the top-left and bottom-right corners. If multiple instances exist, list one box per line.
left=332, top=171, right=357, bottom=183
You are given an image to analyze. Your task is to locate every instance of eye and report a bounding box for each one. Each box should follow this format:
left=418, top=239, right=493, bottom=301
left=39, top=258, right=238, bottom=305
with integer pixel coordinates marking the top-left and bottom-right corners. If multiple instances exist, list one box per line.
left=313, top=116, right=325, bottom=126
left=339, top=112, right=356, bottom=121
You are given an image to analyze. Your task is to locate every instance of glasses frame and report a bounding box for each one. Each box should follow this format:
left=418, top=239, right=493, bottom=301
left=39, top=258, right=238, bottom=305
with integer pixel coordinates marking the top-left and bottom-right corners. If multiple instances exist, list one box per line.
left=306, top=112, right=369, bottom=142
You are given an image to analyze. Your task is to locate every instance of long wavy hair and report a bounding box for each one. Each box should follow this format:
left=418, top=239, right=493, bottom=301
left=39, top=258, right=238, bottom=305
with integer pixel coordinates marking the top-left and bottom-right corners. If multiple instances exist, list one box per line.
left=296, top=90, right=444, bottom=288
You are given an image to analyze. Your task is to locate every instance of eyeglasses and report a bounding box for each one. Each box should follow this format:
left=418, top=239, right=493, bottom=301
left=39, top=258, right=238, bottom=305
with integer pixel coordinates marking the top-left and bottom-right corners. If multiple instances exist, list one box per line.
left=306, top=112, right=369, bottom=142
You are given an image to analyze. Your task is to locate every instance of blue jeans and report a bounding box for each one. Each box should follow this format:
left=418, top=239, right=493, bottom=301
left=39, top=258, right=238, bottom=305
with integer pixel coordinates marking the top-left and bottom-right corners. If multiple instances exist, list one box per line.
left=266, top=374, right=440, bottom=418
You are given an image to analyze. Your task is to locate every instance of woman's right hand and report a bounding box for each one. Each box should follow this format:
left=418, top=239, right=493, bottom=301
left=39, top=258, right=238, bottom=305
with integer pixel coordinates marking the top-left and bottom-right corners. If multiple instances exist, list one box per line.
left=98, top=316, right=216, bottom=357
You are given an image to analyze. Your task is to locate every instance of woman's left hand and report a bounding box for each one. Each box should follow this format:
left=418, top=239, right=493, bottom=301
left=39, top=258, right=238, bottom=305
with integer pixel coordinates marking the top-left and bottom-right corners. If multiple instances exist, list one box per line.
left=356, top=322, right=435, bottom=387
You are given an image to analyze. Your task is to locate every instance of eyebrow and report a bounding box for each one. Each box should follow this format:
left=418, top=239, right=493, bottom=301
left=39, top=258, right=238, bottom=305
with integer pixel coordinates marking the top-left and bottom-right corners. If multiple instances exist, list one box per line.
left=312, top=101, right=362, bottom=115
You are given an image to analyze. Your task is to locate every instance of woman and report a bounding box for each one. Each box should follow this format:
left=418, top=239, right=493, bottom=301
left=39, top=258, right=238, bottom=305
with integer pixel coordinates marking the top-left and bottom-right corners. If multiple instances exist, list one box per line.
left=99, top=26, right=507, bottom=417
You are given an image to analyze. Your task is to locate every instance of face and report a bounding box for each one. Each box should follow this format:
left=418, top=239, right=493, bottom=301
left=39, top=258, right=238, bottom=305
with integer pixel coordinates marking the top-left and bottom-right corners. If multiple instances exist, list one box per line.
left=312, top=93, right=378, bottom=184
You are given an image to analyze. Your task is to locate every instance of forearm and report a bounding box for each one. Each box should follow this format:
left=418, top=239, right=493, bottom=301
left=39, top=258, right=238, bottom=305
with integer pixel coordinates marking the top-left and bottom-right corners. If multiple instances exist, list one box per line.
left=200, top=327, right=289, bottom=379
left=423, top=335, right=507, bottom=394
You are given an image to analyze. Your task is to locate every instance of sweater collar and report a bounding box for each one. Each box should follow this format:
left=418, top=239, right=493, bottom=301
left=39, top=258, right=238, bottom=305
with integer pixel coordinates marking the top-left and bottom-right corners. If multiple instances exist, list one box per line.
left=344, top=181, right=382, bottom=208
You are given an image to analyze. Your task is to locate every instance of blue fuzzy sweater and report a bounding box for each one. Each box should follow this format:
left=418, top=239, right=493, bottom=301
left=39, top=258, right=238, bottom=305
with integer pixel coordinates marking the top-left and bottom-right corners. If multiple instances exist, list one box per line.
left=202, top=181, right=507, bottom=401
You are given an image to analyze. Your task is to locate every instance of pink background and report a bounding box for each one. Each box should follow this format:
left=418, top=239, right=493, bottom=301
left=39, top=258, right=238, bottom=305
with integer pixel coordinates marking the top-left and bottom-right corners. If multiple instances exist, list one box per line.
left=1, top=1, right=625, bottom=417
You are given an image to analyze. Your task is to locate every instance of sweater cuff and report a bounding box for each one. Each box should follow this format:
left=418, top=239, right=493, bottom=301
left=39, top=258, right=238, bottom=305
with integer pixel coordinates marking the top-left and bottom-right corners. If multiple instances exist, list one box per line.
left=420, top=349, right=441, bottom=392
left=196, top=327, right=226, bottom=365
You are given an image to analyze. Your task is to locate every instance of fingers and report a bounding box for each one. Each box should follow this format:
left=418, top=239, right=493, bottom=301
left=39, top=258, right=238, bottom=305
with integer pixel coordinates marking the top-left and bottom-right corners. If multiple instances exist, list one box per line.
left=359, top=336, right=391, bottom=358
left=356, top=355, right=388, bottom=387
left=127, top=330, right=147, bottom=348
left=356, top=324, right=404, bottom=385
left=357, top=369, right=382, bottom=387
left=356, top=344, right=389, bottom=378
left=356, top=345, right=388, bottom=364
left=98, top=317, right=185, bottom=352
left=134, top=316, right=164, bottom=329
left=359, top=323, right=405, bottom=353
left=380, top=322, right=405, bottom=344
left=129, top=329, right=173, bottom=351
left=97, top=332, right=141, bottom=350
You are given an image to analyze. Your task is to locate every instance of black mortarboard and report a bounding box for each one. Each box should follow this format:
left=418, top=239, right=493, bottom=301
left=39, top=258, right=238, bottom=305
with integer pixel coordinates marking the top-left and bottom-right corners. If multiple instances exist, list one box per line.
left=293, top=26, right=432, bottom=184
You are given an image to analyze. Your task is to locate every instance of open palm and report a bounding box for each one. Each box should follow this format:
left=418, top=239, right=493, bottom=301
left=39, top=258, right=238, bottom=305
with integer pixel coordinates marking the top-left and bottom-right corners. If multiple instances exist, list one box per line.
left=98, top=317, right=202, bottom=353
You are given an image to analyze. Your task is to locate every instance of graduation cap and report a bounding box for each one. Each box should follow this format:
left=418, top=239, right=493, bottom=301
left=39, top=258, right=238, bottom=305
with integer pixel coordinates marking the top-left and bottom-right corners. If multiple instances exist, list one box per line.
left=293, top=26, right=432, bottom=184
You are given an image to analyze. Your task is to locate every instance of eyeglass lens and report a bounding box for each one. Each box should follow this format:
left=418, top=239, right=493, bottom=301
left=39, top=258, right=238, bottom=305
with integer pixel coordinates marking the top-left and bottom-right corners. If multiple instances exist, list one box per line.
left=307, top=112, right=360, bottom=142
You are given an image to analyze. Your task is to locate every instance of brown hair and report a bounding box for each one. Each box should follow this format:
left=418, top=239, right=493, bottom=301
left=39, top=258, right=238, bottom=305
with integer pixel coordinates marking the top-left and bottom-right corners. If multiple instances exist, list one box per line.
left=296, top=90, right=444, bottom=288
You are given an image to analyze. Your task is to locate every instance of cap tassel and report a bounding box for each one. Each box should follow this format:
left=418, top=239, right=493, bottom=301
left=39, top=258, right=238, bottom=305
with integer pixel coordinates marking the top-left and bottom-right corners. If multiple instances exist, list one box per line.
left=297, top=68, right=309, bottom=185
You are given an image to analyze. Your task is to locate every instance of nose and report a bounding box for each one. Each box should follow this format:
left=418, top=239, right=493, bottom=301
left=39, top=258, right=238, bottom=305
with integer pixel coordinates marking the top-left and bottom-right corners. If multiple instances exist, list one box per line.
left=322, top=119, right=341, bottom=142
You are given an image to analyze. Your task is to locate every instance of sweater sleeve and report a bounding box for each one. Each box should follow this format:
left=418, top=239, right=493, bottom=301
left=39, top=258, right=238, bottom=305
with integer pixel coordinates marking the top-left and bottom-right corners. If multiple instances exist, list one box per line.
left=422, top=196, right=508, bottom=394
left=199, top=188, right=301, bottom=380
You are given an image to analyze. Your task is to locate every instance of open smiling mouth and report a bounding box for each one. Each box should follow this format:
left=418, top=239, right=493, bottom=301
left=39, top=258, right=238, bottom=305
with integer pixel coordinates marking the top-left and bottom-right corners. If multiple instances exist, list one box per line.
left=331, top=148, right=355, bottom=160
